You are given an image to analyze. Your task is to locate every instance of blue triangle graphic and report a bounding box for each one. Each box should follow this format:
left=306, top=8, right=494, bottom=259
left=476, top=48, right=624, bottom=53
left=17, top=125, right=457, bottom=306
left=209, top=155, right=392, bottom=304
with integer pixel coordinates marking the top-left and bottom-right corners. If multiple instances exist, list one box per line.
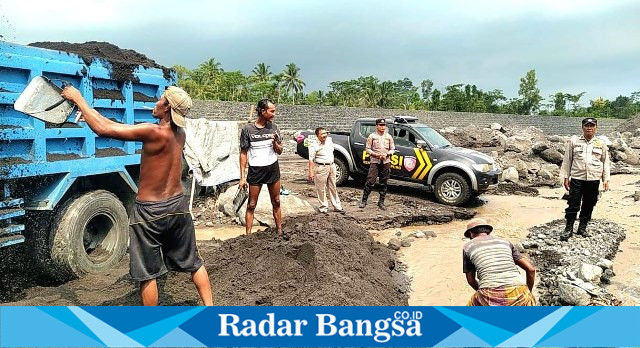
left=83, top=306, right=195, bottom=333
left=498, top=307, right=570, bottom=347
left=446, top=306, right=555, bottom=333
left=0, top=307, right=104, bottom=347
left=69, top=307, right=143, bottom=347
left=435, top=307, right=514, bottom=346
left=38, top=306, right=105, bottom=345
left=150, top=327, right=206, bottom=347
left=535, top=306, right=601, bottom=344
left=127, top=307, right=206, bottom=346
left=537, top=307, right=640, bottom=347
left=435, top=327, right=491, bottom=347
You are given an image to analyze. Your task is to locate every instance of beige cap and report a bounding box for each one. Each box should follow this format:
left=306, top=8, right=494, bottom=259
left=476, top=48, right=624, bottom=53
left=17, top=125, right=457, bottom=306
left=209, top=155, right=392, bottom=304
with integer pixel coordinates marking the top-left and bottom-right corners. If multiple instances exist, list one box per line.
left=464, top=218, right=493, bottom=238
left=163, top=86, right=192, bottom=128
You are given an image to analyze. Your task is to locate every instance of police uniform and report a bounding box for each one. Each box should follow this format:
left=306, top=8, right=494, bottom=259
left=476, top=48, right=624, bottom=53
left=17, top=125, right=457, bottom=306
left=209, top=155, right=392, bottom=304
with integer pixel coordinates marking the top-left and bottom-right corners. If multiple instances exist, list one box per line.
left=559, top=118, right=610, bottom=240
left=359, top=118, right=395, bottom=210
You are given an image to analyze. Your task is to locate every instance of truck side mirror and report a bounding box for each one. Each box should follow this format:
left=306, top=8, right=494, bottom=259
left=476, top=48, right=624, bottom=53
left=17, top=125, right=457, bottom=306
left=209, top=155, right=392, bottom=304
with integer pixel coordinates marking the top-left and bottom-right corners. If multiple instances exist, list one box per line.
left=416, top=140, right=427, bottom=149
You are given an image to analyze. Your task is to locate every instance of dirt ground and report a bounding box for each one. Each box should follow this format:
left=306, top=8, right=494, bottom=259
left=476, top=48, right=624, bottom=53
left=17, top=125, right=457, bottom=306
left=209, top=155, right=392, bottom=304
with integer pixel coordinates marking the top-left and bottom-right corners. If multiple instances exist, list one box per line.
left=1, top=156, right=638, bottom=306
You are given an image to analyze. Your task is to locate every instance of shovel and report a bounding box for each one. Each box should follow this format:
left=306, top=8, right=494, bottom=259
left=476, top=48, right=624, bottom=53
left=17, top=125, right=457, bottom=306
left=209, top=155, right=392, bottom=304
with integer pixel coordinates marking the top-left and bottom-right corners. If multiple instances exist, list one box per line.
left=14, top=76, right=76, bottom=124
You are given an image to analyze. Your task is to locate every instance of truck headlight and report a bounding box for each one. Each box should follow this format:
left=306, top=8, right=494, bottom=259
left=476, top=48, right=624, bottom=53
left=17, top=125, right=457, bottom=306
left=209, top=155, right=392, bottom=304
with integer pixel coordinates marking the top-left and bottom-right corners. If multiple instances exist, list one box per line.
left=472, top=163, right=492, bottom=172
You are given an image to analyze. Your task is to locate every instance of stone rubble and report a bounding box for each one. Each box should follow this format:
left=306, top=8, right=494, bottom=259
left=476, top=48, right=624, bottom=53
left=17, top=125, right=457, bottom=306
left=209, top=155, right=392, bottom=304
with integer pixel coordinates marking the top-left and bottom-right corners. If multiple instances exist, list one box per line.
left=523, top=219, right=626, bottom=306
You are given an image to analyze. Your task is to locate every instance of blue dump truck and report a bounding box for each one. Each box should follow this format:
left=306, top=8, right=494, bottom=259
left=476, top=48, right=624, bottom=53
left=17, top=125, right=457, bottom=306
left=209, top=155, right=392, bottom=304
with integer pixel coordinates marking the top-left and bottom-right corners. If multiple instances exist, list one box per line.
left=0, top=41, right=174, bottom=280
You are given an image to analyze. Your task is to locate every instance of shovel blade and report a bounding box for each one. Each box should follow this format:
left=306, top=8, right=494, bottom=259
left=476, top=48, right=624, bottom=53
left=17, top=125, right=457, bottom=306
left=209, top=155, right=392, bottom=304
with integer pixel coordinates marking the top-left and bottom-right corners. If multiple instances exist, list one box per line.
left=13, top=76, right=74, bottom=124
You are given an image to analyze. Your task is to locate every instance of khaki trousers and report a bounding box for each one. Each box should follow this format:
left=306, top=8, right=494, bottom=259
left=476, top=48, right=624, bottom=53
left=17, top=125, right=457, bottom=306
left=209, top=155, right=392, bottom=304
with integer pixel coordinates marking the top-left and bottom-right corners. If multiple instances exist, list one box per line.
left=314, top=163, right=342, bottom=212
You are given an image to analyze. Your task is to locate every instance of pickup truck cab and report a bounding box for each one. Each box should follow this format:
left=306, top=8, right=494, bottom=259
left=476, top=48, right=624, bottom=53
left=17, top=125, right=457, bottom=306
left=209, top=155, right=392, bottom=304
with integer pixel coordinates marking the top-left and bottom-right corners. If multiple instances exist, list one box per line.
left=295, top=116, right=501, bottom=206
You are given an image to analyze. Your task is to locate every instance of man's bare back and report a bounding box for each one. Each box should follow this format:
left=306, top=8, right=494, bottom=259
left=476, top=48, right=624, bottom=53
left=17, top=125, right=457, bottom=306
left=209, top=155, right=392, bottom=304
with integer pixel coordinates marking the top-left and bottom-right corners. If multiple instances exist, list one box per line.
left=137, top=123, right=185, bottom=201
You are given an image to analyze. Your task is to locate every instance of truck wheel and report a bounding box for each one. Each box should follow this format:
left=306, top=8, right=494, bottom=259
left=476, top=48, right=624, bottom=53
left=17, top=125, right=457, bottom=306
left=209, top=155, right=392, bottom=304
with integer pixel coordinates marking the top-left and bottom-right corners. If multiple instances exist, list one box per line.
left=46, top=190, right=129, bottom=281
left=334, top=157, right=349, bottom=186
left=434, top=172, right=471, bottom=206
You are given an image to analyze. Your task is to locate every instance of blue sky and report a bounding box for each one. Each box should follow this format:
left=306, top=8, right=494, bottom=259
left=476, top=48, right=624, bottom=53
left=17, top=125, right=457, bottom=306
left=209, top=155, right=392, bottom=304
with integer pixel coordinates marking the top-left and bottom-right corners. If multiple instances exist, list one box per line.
left=1, top=0, right=638, bottom=104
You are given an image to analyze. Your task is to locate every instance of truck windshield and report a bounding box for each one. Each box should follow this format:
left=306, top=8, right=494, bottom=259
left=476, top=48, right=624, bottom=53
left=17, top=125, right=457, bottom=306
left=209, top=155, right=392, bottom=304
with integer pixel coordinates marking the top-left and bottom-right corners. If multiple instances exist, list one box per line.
left=414, top=126, right=453, bottom=149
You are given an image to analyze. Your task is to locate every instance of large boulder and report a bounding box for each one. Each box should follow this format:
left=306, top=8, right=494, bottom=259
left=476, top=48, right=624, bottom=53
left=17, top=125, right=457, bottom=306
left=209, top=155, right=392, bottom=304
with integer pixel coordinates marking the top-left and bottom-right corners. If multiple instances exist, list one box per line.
left=506, top=159, right=528, bottom=178
left=527, top=162, right=541, bottom=174
left=610, top=138, right=628, bottom=151
left=612, top=150, right=628, bottom=162
left=217, top=185, right=315, bottom=227
left=578, top=263, right=603, bottom=283
left=538, top=169, right=553, bottom=180
left=621, top=149, right=640, bottom=165
left=548, top=135, right=565, bottom=143
left=629, top=138, right=640, bottom=149
left=539, top=148, right=564, bottom=164
left=502, top=167, right=519, bottom=183
left=504, top=136, right=532, bottom=154
left=490, top=123, right=504, bottom=132
left=559, top=281, right=591, bottom=306
left=531, top=142, right=549, bottom=155
left=540, top=164, right=561, bottom=178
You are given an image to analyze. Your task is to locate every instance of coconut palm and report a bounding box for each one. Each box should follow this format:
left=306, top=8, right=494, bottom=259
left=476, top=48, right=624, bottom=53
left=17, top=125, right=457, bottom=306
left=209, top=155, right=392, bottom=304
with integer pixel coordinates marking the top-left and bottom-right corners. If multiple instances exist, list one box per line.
left=282, top=63, right=306, bottom=104
left=251, top=63, right=272, bottom=82
left=378, top=81, right=394, bottom=108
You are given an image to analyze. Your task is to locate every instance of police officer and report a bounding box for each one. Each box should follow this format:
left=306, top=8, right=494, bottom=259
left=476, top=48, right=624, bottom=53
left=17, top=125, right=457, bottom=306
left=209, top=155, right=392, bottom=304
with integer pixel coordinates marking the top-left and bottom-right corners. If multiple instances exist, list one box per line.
left=359, top=118, right=395, bottom=210
left=559, top=117, right=610, bottom=241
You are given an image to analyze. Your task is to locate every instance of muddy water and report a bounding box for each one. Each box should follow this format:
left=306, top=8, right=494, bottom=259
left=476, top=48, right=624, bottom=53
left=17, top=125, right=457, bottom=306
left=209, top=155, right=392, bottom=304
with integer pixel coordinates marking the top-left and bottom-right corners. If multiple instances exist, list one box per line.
left=371, top=174, right=640, bottom=306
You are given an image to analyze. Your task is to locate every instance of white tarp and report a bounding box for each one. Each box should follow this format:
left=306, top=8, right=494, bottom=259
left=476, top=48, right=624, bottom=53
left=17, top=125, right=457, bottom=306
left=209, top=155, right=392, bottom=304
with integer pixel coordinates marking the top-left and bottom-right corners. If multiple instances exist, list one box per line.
left=184, top=118, right=241, bottom=187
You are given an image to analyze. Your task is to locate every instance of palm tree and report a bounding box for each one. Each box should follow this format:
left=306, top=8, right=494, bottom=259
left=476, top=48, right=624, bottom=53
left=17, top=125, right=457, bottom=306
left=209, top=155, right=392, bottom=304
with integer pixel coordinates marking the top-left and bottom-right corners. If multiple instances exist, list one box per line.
left=251, top=63, right=272, bottom=82
left=171, top=64, right=190, bottom=82
left=362, top=81, right=380, bottom=107
left=378, top=81, right=394, bottom=108
left=196, top=58, right=223, bottom=99
left=282, top=63, right=306, bottom=104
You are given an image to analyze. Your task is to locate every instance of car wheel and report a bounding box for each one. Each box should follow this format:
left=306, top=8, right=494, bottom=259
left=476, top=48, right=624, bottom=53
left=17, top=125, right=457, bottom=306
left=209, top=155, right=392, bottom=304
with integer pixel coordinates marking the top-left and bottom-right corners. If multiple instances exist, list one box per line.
left=434, top=172, right=471, bottom=206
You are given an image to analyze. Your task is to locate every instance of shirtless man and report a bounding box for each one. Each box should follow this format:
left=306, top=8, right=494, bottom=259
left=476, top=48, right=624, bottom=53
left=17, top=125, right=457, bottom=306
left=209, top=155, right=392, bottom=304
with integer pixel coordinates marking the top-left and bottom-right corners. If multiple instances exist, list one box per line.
left=61, top=85, right=213, bottom=306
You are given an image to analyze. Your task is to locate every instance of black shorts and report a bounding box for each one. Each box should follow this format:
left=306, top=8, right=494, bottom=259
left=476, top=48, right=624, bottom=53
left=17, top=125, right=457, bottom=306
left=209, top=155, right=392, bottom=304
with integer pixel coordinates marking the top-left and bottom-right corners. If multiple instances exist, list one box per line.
left=129, top=194, right=202, bottom=282
left=247, top=161, right=280, bottom=185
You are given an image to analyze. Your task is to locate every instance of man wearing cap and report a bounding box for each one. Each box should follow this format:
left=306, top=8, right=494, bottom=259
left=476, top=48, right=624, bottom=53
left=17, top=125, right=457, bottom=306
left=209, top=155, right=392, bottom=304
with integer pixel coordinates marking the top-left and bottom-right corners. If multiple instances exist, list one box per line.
left=61, top=85, right=214, bottom=306
left=359, top=118, right=395, bottom=210
left=559, top=117, right=610, bottom=241
left=462, top=218, right=536, bottom=306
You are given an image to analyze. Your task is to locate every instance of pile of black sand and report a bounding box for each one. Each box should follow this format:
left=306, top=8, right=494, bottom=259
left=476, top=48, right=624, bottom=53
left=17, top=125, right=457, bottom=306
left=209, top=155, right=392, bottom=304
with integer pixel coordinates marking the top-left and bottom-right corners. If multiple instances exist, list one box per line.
left=1, top=215, right=409, bottom=306
left=29, top=41, right=172, bottom=82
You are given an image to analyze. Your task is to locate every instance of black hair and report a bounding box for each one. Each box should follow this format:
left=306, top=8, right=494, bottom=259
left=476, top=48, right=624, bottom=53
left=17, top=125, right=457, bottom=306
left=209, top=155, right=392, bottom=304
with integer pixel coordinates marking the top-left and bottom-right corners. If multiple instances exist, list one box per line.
left=315, top=127, right=325, bottom=136
left=256, top=99, right=275, bottom=117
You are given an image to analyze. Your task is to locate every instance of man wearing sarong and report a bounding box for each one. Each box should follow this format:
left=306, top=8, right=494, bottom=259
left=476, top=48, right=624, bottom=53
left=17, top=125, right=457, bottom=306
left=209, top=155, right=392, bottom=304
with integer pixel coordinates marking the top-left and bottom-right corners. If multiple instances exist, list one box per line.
left=462, top=218, right=536, bottom=306
left=62, top=85, right=213, bottom=306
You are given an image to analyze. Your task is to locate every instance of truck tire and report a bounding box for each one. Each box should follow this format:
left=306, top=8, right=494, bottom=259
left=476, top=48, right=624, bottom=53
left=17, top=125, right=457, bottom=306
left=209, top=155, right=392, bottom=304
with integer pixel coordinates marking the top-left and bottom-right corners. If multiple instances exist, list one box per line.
left=434, top=172, right=471, bottom=206
left=334, top=157, right=349, bottom=186
left=46, top=190, right=129, bottom=281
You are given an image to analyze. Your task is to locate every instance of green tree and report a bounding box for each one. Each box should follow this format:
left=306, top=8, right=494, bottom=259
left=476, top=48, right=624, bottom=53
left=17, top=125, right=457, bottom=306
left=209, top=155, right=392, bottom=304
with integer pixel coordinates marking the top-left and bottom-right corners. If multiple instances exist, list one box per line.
left=430, top=89, right=441, bottom=110
left=551, top=92, right=568, bottom=114
left=518, top=69, right=542, bottom=115
left=441, top=84, right=466, bottom=111
left=378, top=81, right=395, bottom=108
left=251, top=63, right=272, bottom=82
left=420, top=79, right=434, bottom=101
left=282, top=63, right=306, bottom=104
